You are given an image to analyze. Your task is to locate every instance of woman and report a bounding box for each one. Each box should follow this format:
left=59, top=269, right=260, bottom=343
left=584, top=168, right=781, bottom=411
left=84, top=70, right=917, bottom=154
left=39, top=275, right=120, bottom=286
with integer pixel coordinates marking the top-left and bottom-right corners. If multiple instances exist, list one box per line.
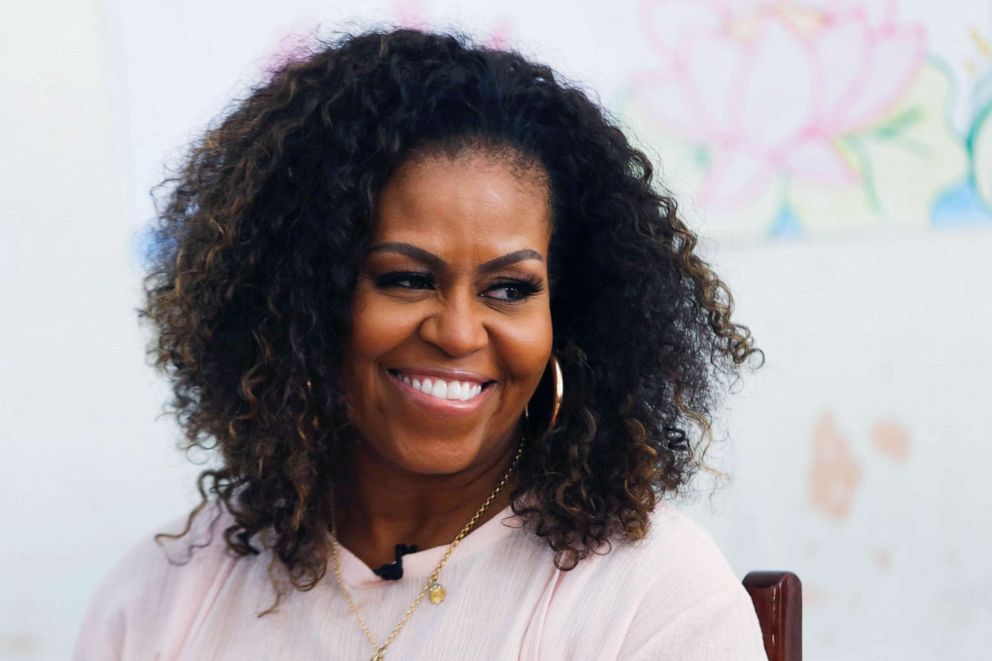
left=77, top=28, right=765, bottom=660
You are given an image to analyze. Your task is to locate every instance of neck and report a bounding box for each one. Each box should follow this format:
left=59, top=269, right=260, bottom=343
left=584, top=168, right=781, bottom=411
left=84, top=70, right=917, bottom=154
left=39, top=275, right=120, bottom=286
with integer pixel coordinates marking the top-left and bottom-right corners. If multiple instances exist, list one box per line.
left=332, top=432, right=521, bottom=570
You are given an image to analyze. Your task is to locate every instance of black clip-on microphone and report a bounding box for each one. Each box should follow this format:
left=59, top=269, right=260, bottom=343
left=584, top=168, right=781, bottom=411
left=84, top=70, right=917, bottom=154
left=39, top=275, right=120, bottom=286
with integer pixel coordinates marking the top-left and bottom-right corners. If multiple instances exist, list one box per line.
left=372, top=544, right=418, bottom=580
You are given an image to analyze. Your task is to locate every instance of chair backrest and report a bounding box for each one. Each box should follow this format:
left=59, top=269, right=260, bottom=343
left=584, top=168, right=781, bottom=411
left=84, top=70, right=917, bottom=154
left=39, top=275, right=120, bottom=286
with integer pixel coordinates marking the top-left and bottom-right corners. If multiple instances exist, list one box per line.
left=742, top=571, right=802, bottom=661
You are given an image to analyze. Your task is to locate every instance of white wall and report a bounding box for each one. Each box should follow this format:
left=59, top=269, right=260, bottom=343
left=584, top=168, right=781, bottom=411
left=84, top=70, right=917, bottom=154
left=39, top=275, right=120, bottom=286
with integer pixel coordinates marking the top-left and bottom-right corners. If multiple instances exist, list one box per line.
left=2, top=0, right=990, bottom=659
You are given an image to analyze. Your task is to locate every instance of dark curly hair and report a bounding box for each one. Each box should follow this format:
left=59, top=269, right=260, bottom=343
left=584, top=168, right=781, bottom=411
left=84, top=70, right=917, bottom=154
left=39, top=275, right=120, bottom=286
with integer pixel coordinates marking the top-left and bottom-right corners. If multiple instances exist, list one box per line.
left=142, top=27, right=760, bottom=606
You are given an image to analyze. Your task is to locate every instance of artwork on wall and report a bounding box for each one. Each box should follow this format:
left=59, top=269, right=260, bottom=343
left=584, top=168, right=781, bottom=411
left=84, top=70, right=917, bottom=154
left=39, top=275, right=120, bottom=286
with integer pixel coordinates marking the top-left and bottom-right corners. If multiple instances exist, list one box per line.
left=622, top=0, right=992, bottom=240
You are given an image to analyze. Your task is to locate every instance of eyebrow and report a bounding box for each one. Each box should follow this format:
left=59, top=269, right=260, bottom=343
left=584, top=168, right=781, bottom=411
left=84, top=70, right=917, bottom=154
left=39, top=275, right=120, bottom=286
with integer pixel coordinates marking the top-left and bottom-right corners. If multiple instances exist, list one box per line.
left=369, top=242, right=544, bottom=273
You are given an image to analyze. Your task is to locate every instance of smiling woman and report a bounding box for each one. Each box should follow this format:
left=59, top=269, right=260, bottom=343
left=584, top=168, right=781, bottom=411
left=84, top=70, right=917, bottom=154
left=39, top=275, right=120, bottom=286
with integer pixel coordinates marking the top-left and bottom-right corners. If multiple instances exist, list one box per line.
left=76, top=28, right=765, bottom=660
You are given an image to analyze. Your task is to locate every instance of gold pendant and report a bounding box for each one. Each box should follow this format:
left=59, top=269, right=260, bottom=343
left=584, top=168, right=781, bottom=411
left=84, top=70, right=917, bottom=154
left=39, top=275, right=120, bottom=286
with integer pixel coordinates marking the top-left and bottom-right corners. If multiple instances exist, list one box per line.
left=371, top=649, right=385, bottom=661
left=428, top=581, right=446, bottom=604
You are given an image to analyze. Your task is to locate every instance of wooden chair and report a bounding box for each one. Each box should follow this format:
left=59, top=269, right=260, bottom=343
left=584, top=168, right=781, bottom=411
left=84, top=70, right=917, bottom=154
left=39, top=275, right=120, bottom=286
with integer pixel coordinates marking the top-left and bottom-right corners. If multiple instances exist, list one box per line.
left=743, top=571, right=802, bottom=661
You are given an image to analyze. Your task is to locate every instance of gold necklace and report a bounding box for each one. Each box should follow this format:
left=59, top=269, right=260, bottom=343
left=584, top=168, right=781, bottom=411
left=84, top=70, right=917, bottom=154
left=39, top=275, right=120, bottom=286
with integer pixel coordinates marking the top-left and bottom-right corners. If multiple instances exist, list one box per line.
left=329, top=443, right=524, bottom=661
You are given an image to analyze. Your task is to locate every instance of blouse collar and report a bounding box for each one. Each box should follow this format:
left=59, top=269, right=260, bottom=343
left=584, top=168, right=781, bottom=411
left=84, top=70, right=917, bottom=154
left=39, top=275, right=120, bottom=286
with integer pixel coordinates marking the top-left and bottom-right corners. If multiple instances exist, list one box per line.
left=332, top=504, right=522, bottom=589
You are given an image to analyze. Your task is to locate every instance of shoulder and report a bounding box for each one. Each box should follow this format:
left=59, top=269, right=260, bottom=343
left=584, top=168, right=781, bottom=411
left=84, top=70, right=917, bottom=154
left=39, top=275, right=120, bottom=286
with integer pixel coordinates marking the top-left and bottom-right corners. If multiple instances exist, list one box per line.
left=74, top=504, right=241, bottom=661
left=630, top=502, right=744, bottom=593
left=551, top=502, right=743, bottom=597
left=613, top=504, right=767, bottom=659
left=537, top=503, right=766, bottom=660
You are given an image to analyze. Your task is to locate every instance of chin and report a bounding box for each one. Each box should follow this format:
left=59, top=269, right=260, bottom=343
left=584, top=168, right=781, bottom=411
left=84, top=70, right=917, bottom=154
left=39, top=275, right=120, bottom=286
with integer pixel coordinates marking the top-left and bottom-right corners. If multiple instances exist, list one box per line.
left=387, top=434, right=489, bottom=476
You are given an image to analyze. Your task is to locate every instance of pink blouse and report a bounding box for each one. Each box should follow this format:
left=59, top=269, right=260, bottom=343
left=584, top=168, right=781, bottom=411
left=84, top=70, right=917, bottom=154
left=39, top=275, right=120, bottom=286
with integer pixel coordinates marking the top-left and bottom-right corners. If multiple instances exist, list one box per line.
left=75, top=502, right=767, bottom=660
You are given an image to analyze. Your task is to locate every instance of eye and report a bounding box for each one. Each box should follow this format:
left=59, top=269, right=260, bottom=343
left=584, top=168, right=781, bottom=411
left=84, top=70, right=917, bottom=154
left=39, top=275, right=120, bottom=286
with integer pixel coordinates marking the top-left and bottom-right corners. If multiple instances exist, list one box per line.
left=482, top=279, right=542, bottom=302
left=374, top=272, right=436, bottom=290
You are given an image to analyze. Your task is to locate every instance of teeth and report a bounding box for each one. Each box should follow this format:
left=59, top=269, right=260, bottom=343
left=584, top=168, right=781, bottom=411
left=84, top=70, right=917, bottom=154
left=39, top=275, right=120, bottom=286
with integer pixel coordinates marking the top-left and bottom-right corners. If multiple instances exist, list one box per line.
left=431, top=380, right=448, bottom=399
left=397, top=373, right=486, bottom=401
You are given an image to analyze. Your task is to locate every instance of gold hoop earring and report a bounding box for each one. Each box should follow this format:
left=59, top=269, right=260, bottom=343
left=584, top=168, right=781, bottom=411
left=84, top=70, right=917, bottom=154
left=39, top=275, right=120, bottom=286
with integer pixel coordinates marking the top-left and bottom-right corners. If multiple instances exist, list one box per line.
left=523, top=356, right=564, bottom=439
left=548, top=355, right=564, bottom=433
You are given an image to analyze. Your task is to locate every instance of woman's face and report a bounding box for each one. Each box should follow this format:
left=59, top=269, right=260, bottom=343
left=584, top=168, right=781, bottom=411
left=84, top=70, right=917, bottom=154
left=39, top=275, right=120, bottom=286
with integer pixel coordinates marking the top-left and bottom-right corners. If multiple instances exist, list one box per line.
left=341, top=150, right=553, bottom=477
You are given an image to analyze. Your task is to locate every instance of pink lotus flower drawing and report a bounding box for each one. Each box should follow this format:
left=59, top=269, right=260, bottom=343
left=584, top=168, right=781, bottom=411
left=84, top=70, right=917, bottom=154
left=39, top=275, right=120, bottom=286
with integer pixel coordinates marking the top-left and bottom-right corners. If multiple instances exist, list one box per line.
left=634, top=1, right=925, bottom=209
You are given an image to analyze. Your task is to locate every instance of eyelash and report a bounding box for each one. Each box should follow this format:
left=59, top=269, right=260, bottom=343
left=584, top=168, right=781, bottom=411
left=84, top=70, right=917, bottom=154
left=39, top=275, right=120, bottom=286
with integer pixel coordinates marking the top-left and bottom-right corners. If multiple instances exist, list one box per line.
left=374, top=271, right=544, bottom=302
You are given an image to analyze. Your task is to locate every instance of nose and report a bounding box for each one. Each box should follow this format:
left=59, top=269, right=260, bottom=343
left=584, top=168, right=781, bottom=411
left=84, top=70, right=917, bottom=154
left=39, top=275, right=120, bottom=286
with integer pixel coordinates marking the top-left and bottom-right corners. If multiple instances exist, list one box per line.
left=418, top=290, right=488, bottom=357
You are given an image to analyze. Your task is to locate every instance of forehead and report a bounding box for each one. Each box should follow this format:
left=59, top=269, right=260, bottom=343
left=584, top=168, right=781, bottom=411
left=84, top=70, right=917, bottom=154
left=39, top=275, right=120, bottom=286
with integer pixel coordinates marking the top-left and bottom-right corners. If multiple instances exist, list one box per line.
left=373, top=151, right=552, bottom=258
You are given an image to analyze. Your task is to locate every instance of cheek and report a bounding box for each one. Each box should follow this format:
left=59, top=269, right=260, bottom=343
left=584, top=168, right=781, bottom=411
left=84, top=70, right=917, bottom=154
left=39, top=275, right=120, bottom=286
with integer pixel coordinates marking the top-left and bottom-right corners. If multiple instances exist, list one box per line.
left=343, top=285, right=414, bottom=395
left=494, top=306, right=553, bottom=388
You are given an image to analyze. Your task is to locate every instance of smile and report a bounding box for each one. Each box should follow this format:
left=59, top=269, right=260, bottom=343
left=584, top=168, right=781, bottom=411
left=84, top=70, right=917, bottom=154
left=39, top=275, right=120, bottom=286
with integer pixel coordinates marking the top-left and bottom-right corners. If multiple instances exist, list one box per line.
left=386, top=369, right=496, bottom=413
